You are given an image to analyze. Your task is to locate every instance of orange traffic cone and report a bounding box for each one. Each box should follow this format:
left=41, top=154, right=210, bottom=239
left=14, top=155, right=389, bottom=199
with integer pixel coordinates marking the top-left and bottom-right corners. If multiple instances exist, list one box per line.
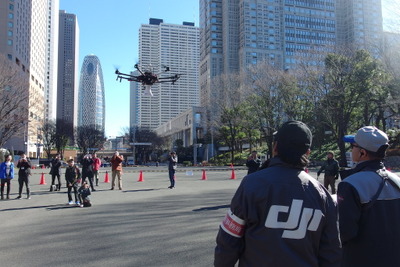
left=230, top=165, right=236, bottom=180
left=138, top=170, right=144, bottom=182
left=40, top=172, right=47, bottom=185
left=201, top=169, right=207, bottom=180
left=42, top=164, right=45, bottom=169
left=104, top=171, right=110, bottom=183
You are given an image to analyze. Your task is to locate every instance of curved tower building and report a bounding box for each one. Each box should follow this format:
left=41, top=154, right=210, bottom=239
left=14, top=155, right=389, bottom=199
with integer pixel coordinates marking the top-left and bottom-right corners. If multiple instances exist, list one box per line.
left=78, top=55, right=105, bottom=132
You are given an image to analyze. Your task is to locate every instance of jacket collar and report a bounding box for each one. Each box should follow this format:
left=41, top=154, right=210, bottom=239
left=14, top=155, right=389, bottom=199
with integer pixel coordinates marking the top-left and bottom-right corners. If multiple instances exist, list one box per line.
left=268, top=156, right=306, bottom=170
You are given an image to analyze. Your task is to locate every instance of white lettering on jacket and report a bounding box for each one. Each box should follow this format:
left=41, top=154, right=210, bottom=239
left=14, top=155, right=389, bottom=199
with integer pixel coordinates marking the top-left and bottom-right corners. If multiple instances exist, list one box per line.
left=265, top=199, right=323, bottom=239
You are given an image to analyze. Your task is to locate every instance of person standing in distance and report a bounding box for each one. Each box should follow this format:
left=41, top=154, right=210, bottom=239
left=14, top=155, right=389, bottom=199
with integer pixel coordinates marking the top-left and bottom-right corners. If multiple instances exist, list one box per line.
left=214, top=121, right=341, bottom=267
left=110, top=151, right=123, bottom=190
left=168, top=151, right=177, bottom=189
left=0, top=155, right=14, bottom=200
left=50, top=154, right=62, bottom=191
left=317, top=151, right=339, bottom=194
left=81, top=153, right=95, bottom=191
left=16, top=152, right=32, bottom=199
left=92, top=153, right=102, bottom=186
left=246, top=150, right=262, bottom=174
left=337, top=126, right=400, bottom=267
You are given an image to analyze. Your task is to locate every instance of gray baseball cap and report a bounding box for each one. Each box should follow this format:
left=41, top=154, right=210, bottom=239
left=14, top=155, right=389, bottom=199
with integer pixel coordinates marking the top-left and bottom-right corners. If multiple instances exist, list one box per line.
left=354, top=126, right=389, bottom=152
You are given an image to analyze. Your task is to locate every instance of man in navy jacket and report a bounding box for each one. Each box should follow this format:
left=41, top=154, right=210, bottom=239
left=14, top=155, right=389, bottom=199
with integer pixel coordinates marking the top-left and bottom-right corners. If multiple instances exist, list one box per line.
left=214, top=121, right=341, bottom=266
left=338, top=126, right=400, bottom=267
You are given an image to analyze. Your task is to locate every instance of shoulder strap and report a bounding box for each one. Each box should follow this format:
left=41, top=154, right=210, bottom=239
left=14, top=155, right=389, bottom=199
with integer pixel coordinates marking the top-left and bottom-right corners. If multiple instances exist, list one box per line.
left=362, top=170, right=386, bottom=210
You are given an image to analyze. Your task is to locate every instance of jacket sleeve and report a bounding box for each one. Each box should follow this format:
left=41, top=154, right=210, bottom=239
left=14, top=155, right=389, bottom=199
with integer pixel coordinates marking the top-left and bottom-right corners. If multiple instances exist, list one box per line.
left=317, top=164, right=325, bottom=176
left=337, top=182, right=362, bottom=244
left=318, top=193, right=342, bottom=267
left=214, top=180, right=247, bottom=266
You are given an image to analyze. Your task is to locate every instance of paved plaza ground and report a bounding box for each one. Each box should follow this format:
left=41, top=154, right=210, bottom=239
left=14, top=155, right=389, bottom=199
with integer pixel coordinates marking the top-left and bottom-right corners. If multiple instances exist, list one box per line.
left=1, top=166, right=390, bottom=267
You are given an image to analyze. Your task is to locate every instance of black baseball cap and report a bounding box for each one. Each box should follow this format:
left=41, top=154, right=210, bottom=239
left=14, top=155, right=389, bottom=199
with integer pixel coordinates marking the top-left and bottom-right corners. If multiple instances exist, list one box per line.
left=275, top=121, right=312, bottom=156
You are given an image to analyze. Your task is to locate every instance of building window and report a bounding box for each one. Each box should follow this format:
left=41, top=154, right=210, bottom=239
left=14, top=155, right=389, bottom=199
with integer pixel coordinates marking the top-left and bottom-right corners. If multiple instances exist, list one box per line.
left=7, top=39, right=13, bottom=46
left=8, top=13, right=13, bottom=19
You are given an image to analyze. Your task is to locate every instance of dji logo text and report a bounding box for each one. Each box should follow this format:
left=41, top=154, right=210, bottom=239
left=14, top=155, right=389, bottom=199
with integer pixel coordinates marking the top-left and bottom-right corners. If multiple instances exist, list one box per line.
left=265, top=199, right=323, bottom=239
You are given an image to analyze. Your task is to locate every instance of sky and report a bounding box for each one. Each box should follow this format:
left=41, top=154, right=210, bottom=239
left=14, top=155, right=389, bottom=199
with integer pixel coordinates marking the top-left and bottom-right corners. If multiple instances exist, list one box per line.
left=59, top=0, right=398, bottom=138
left=59, top=0, right=199, bottom=138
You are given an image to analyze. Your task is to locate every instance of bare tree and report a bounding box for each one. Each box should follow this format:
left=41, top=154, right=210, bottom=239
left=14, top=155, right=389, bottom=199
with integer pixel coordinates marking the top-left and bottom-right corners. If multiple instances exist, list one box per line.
left=209, top=71, right=247, bottom=162
left=75, top=125, right=106, bottom=157
left=55, top=119, right=73, bottom=159
left=0, top=54, right=29, bottom=147
left=41, top=121, right=56, bottom=159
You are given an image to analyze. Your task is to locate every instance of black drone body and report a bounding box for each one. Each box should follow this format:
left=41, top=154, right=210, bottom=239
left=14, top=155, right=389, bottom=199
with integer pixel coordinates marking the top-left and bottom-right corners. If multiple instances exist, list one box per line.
left=115, top=64, right=180, bottom=86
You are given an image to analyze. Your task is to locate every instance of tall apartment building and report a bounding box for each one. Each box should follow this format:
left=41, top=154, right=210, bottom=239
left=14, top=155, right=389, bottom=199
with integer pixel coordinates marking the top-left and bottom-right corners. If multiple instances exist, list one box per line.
left=77, top=55, right=105, bottom=133
left=200, top=0, right=337, bottom=106
left=0, top=0, right=57, bottom=157
left=133, top=18, right=200, bottom=130
left=57, top=10, right=79, bottom=140
left=337, top=0, right=383, bottom=53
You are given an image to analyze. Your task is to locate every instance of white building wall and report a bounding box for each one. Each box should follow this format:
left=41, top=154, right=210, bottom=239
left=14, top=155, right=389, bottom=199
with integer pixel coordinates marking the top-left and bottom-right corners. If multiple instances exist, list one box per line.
left=138, top=20, right=200, bottom=130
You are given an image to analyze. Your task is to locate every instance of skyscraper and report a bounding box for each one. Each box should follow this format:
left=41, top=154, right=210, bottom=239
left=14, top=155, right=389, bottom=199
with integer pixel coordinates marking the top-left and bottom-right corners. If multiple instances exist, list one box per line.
left=44, top=0, right=59, bottom=122
left=200, top=0, right=336, bottom=106
left=0, top=0, right=57, bottom=157
left=57, top=10, right=79, bottom=139
left=337, top=0, right=383, bottom=53
left=134, top=18, right=200, bottom=130
left=78, top=55, right=105, bottom=133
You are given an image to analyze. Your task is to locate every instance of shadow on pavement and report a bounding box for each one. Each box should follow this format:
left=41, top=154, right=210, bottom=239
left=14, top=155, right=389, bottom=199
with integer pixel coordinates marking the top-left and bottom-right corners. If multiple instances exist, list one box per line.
left=122, top=188, right=160, bottom=193
left=0, top=203, right=77, bottom=212
left=193, top=204, right=230, bottom=212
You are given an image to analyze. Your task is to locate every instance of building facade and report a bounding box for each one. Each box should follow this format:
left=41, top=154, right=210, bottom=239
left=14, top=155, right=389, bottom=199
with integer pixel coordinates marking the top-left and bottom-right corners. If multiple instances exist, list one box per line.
left=57, top=10, right=79, bottom=140
left=200, top=0, right=338, bottom=107
left=44, top=0, right=59, bottom=122
left=0, top=0, right=58, bottom=157
left=337, top=0, right=383, bottom=54
left=77, top=55, right=105, bottom=133
left=134, top=18, right=200, bottom=130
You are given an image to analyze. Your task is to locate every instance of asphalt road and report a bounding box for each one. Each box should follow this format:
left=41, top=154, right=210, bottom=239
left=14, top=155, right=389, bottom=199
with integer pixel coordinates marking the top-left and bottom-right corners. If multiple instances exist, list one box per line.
left=2, top=167, right=396, bottom=267
left=0, top=167, right=245, bottom=267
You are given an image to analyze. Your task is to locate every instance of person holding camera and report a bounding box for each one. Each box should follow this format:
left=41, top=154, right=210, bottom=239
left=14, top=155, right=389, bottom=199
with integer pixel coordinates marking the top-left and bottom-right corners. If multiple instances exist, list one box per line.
left=81, top=153, right=95, bottom=191
left=16, top=152, right=32, bottom=199
left=246, top=151, right=261, bottom=174
left=110, top=151, right=123, bottom=190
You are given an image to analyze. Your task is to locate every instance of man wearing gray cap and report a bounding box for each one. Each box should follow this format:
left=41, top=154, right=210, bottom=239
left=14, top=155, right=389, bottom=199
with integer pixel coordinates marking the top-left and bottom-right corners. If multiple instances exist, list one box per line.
left=214, top=121, right=341, bottom=267
left=338, top=126, right=400, bottom=267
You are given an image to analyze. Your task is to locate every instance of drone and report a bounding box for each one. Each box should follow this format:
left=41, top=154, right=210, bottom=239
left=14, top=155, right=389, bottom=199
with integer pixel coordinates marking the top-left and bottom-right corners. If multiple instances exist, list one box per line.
left=115, top=64, right=181, bottom=96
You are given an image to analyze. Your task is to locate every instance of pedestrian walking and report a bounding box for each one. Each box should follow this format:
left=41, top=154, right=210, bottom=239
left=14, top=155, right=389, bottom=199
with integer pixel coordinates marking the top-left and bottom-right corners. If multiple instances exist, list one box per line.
left=65, top=159, right=81, bottom=205
left=81, top=154, right=95, bottom=191
left=337, top=126, right=400, bottom=267
left=92, top=153, right=101, bottom=186
left=214, top=121, right=341, bottom=266
left=167, top=151, right=177, bottom=189
left=110, top=151, right=123, bottom=190
left=317, top=151, right=339, bottom=194
left=0, top=155, right=14, bottom=200
left=16, top=152, right=31, bottom=199
left=49, top=154, right=62, bottom=191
